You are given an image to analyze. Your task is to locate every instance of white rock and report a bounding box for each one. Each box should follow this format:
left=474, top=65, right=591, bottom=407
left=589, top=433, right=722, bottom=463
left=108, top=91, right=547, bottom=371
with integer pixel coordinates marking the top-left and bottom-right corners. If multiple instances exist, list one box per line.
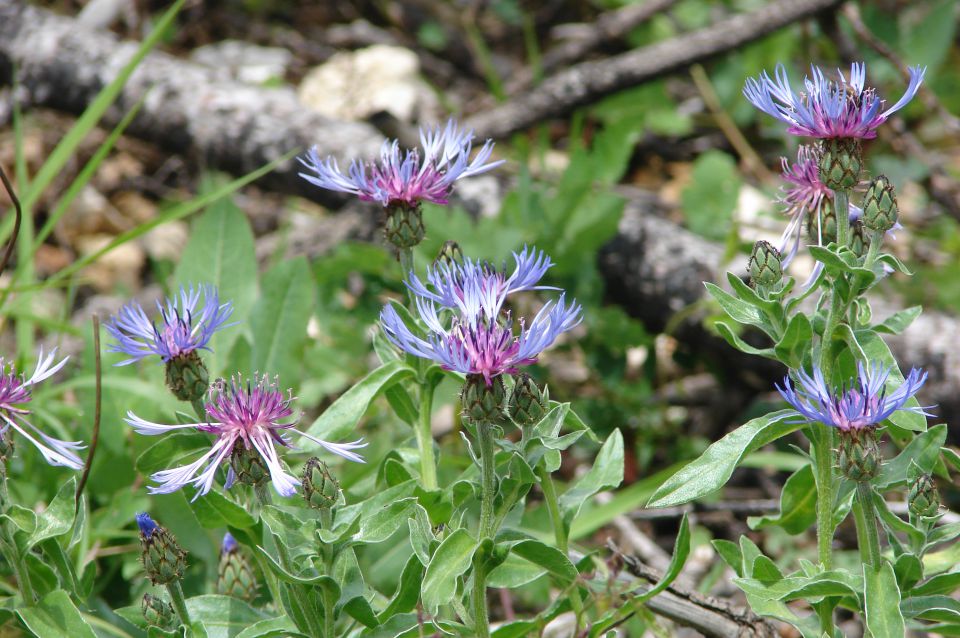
left=298, top=45, right=435, bottom=122
left=191, top=40, right=292, bottom=85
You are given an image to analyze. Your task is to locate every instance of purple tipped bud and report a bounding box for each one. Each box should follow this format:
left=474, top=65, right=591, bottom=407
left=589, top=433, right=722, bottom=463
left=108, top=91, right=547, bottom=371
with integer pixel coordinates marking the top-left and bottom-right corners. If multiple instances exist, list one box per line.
left=136, top=512, right=158, bottom=537
left=137, top=514, right=187, bottom=585
left=221, top=532, right=238, bottom=554
left=217, top=533, right=258, bottom=600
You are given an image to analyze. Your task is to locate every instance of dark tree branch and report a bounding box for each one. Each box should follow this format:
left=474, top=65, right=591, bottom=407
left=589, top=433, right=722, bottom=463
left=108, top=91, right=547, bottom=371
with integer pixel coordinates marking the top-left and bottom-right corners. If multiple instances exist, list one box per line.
left=0, top=2, right=384, bottom=206
left=465, top=0, right=843, bottom=139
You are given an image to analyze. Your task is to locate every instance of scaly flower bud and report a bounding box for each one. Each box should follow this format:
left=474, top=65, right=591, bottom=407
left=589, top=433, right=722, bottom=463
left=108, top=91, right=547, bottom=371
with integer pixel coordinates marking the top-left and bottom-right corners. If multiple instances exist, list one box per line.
left=850, top=220, right=870, bottom=258
left=806, top=201, right=838, bottom=244
left=818, top=138, right=863, bottom=191
left=462, top=374, right=506, bottom=424
left=230, top=445, right=270, bottom=489
left=141, top=593, right=176, bottom=629
left=165, top=350, right=209, bottom=403
left=748, top=241, right=783, bottom=288
left=862, top=175, right=899, bottom=233
left=384, top=203, right=426, bottom=250
left=508, top=373, right=549, bottom=427
left=136, top=513, right=187, bottom=585
left=301, top=457, right=341, bottom=511
left=838, top=428, right=882, bottom=482
left=435, top=240, right=464, bottom=268
left=217, top=533, right=258, bottom=601
left=908, top=473, right=941, bottom=519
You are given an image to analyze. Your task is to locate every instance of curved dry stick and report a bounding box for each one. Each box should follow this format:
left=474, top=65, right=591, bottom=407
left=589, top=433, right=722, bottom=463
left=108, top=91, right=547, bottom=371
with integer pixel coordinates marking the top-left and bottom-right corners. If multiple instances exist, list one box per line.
left=0, top=165, right=22, bottom=277
left=76, top=315, right=102, bottom=513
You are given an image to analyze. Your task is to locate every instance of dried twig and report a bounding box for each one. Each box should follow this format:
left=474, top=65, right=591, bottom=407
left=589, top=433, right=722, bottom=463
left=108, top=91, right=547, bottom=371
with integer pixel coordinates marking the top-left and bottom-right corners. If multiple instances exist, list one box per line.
left=75, top=315, right=102, bottom=512
left=0, top=164, right=22, bottom=277
left=465, top=0, right=843, bottom=138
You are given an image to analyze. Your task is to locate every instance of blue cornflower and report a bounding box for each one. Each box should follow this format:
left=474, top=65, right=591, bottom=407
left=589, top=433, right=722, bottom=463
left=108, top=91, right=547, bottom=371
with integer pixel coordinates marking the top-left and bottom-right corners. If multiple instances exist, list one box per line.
left=136, top=512, right=158, bottom=537
left=744, top=62, right=925, bottom=139
left=381, top=248, right=582, bottom=385
left=221, top=532, right=238, bottom=554
left=126, top=374, right=365, bottom=499
left=406, top=246, right=555, bottom=322
left=777, top=362, right=929, bottom=432
left=106, top=285, right=233, bottom=365
left=0, top=348, right=84, bottom=469
left=299, top=119, right=503, bottom=207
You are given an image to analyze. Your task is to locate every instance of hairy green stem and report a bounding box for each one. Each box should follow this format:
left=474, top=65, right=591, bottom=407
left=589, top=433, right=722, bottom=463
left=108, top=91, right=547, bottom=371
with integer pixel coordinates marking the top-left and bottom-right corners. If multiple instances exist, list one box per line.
left=319, top=508, right=336, bottom=638
left=166, top=580, right=193, bottom=633
left=472, top=421, right=497, bottom=638
left=834, top=189, right=850, bottom=249
left=853, top=482, right=883, bottom=569
left=398, top=247, right=414, bottom=296
left=416, top=381, right=438, bottom=490
left=864, top=229, right=883, bottom=270
left=537, top=465, right=584, bottom=626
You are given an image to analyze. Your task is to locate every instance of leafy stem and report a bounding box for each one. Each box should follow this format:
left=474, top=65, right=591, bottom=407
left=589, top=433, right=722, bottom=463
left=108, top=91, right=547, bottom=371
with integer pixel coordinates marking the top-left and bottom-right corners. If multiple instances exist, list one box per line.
left=472, top=420, right=498, bottom=638
left=416, top=378, right=438, bottom=490
left=852, top=482, right=883, bottom=569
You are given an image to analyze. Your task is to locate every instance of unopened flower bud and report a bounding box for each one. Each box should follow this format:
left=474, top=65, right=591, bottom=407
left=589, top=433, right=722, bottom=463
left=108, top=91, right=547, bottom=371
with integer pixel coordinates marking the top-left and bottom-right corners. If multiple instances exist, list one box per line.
left=850, top=220, right=870, bottom=258
left=301, top=457, right=340, bottom=510
left=141, top=593, right=176, bottom=629
left=818, top=138, right=862, bottom=191
left=230, top=446, right=270, bottom=488
left=385, top=203, right=425, bottom=250
left=0, top=429, right=15, bottom=464
left=838, top=428, right=881, bottom=482
left=807, top=202, right=838, bottom=244
left=217, top=533, right=258, bottom=600
left=461, top=374, right=506, bottom=424
left=908, top=473, right=941, bottom=519
left=436, top=240, right=464, bottom=268
left=508, top=374, right=549, bottom=427
left=748, top=241, right=783, bottom=288
left=862, top=175, right=899, bottom=233
left=137, top=513, right=187, bottom=585
left=165, top=350, right=209, bottom=402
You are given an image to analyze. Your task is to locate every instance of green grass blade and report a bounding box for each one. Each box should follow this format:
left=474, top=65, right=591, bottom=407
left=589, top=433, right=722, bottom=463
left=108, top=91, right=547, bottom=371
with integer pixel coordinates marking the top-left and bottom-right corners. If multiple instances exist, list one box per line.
left=34, top=93, right=148, bottom=250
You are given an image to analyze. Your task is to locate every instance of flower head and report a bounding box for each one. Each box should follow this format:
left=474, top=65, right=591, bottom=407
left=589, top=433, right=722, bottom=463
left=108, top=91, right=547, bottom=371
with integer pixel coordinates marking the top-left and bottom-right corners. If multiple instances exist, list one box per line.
left=776, top=362, right=929, bottom=432
left=136, top=512, right=158, bottom=537
left=299, top=119, right=503, bottom=207
left=0, top=349, right=84, bottom=469
left=221, top=532, right=238, bottom=554
left=125, top=375, right=366, bottom=499
left=744, top=62, right=925, bottom=139
left=381, top=248, right=581, bottom=385
left=106, top=285, right=233, bottom=366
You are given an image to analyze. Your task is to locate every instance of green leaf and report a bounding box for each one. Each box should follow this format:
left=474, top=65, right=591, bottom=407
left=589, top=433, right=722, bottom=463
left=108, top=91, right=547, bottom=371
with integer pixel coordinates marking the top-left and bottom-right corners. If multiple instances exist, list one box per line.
left=681, top=150, right=740, bottom=241
left=421, top=528, right=477, bottom=614
left=893, top=554, right=923, bottom=591
left=356, top=498, right=417, bottom=544
left=509, top=539, right=578, bottom=586
left=872, top=306, right=922, bottom=335
left=174, top=187, right=258, bottom=375
left=306, top=359, right=416, bottom=443
left=774, top=314, right=812, bottom=369
left=713, top=321, right=777, bottom=359
left=559, top=429, right=624, bottom=524
left=250, top=257, right=314, bottom=386
left=487, top=553, right=547, bottom=588
left=648, top=411, right=799, bottom=507
left=735, top=570, right=861, bottom=602
left=136, top=431, right=211, bottom=474
left=235, top=617, right=305, bottom=638
left=864, top=563, right=905, bottom=638
left=901, top=595, right=960, bottom=622
left=704, top=283, right=764, bottom=327
left=748, top=464, right=817, bottom=534
left=379, top=555, right=425, bottom=621
left=17, top=590, right=96, bottom=638
left=186, top=595, right=267, bottom=638
left=192, top=490, right=257, bottom=530
left=874, top=424, right=946, bottom=489
left=635, top=514, right=691, bottom=603
left=711, top=539, right=743, bottom=577
left=28, top=478, right=77, bottom=547
left=910, top=570, right=960, bottom=597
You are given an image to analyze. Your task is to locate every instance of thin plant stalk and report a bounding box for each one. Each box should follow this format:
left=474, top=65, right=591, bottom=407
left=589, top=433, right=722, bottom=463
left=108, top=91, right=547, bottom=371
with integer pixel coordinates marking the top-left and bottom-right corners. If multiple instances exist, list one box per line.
left=166, top=580, right=193, bottom=632
left=471, top=420, right=498, bottom=638
left=0, top=165, right=22, bottom=277
left=537, top=465, right=584, bottom=625
left=416, top=380, right=438, bottom=490
left=852, top=482, right=883, bottom=569
left=76, top=315, right=103, bottom=512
